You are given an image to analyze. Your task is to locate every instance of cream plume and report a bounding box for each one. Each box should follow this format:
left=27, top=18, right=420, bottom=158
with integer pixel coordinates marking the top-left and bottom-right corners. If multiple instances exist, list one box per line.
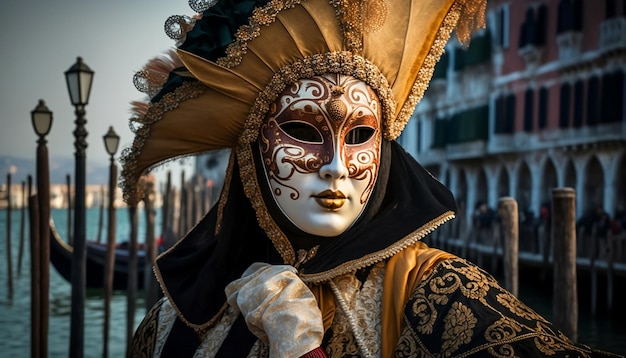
left=133, top=48, right=183, bottom=98
left=130, top=100, right=150, bottom=118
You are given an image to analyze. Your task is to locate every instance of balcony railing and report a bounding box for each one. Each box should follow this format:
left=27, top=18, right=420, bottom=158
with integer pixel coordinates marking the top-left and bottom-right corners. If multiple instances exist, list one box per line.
left=600, top=17, right=626, bottom=52
left=556, top=31, right=583, bottom=63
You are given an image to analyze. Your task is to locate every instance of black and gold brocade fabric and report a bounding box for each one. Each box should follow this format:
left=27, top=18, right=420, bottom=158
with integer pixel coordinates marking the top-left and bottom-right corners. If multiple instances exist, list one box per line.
left=396, top=258, right=621, bottom=358
left=129, top=298, right=161, bottom=358
left=129, top=256, right=623, bottom=357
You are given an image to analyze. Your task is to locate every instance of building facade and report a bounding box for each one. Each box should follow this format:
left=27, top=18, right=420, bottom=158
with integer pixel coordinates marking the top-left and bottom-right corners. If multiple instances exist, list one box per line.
left=398, top=0, right=626, bottom=232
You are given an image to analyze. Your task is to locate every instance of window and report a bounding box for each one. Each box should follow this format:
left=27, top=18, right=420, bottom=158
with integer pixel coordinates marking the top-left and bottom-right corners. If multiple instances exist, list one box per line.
left=432, top=118, right=447, bottom=148
left=448, top=105, right=489, bottom=143
left=506, top=93, right=516, bottom=133
left=602, top=71, right=625, bottom=123
left=559, top=83, right=571, bottom=128
left=536, top=5, right=548, bottom=46
left=495, top=93, right=516, bottom=134
left=523, top=88, right=534, bottom=132
left=538, top=87, right=548, bottom=129
left=573, top=80, right=584, bottom=127
left=587, top=76, right=600, bottom=126
left=519, top=5, right=547, bottom=48
left=614, top=71, right=624, bottom=123
left=557, top=0, right=583, bottom=34
left=454, top=32, right=493, bottom=71
left=605, top=0, right=616, bottom=18
left=491, top=4, right=510, bottom=48
left=495, top=95, right=507, bottom=133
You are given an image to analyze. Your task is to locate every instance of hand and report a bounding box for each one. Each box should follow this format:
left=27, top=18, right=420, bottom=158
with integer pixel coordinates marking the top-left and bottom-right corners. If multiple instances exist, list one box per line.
left=225, top=262, right=325, bottom=358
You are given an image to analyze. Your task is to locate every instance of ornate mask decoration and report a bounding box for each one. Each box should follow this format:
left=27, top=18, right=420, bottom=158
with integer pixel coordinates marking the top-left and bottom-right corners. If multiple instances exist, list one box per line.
left=259, top=74, right=382, bottom=237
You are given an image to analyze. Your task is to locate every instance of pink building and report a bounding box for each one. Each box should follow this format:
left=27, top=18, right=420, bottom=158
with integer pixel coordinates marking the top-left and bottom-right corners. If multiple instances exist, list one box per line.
left=399, top=0, right=626, bottom=230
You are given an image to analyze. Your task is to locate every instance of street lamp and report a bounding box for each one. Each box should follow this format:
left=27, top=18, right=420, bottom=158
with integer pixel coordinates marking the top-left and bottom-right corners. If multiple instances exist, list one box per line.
left=101, top=126, right=119, bottom=358
left=103, top=126, right=120, bottom=156
left=31, top=99, right=53, bottom=358
left=64, top=56, right=94, bottom=358
left=65, top=57, right=94, bottom=107
left=31, top=100, right=53, bottom=139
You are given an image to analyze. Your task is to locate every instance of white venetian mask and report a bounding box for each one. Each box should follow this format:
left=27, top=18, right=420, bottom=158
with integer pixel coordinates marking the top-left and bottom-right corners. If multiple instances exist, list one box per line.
left=259, top=74, right=382, bottom=237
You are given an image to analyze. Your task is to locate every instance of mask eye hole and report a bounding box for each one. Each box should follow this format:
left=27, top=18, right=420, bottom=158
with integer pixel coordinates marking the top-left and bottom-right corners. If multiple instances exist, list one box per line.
left=280, top=121, right=323, bottom=143
left=345, top=127, right=375, bottom=145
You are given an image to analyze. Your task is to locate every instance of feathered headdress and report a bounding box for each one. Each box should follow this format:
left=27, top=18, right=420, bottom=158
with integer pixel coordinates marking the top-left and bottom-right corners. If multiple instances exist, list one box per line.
left=120, top=0, right=486, bottom=204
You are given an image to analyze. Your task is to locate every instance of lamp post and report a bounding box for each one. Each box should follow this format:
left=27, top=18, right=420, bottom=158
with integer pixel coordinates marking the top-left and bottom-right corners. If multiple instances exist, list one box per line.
left=102, top=126, right=119, bottom=358
left=31, top=99, right=53, bottom=358
left=64, top=56, right=94, bottom=358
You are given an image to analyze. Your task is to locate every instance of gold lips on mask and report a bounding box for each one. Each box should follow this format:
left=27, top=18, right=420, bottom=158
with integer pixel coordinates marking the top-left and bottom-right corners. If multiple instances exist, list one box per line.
left=313, top=189, right=347, bottom=210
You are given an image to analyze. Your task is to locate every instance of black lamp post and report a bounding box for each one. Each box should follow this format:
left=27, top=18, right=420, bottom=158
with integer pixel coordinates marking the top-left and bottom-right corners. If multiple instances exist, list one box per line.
left=31, top=99, right=53, bottom=358
left=64, top=56, right=94, bottom=358
left=102, top=126, right=119, bottom=358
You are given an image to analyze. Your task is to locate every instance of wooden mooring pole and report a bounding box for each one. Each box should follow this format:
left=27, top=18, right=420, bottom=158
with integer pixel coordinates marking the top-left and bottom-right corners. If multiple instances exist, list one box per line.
left=6, top=173, right=13, bottom=300
left=551, top=187, right=577, bottom=342
left=17, top=180, right=26, bottom=276
left=66, top=174, right=72, bottom=246
left=606, top=232, right=615, bottom=314
left=590, top=225, right=598, bottom=317
left=97, top=185, right=104, bottom=243
left=498, top=197, right=518, bottom=297
left=28, top=178, right=41, bottom=358
left=103, top=158, right=117, bottom=358
left=37, top=133, right=51, bottom=358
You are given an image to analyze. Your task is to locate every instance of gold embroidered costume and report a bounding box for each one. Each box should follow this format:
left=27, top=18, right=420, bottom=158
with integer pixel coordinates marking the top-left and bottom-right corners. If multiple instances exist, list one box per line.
left=122, top=0, right=623, bottom=357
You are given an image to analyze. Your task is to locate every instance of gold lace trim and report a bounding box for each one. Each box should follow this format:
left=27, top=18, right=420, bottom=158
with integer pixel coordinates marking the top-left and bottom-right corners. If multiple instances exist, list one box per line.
left=120, top=80, right=208, bottom=205
left=216, top=0, right=303, bottom=68
left=194, top=305, right=241, bottom=356
left=153, top=241, right=230, bottom=331
left=299, top=211, right=455, bottom=283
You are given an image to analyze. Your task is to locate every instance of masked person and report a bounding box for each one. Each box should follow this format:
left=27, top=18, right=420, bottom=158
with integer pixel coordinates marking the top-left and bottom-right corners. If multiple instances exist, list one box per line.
left=122, top=1, right=621, bottom=357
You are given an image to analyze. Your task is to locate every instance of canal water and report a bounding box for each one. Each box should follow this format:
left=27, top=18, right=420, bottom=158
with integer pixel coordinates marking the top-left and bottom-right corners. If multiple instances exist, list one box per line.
left=0, top=207, right=153, bottom=357
left=0, top=207, right=625, bottom=356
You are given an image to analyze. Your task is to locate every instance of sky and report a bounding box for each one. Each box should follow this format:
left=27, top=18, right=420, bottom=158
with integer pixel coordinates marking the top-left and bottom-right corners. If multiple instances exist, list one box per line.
left=0, top=0, right=196, bottom=183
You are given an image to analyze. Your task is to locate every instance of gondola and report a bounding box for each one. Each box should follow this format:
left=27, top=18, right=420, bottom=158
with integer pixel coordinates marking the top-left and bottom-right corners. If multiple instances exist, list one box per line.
left=49, top=221, right=146, bottom=290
